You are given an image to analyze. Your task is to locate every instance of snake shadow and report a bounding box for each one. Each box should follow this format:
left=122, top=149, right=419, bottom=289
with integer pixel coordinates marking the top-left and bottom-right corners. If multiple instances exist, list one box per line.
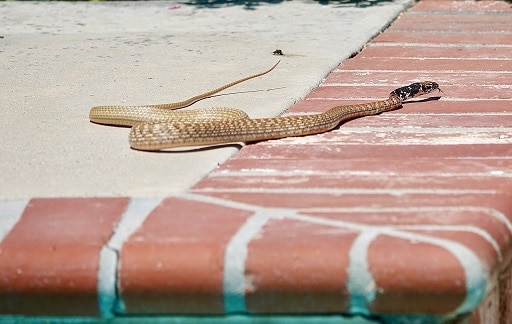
left=403, top=96, right=441, bottom=104
left=201, top=86, right=286, bottom=102
left=136, top=142, right=245, bottom=154
left=183, top=0, right=396, bottom=10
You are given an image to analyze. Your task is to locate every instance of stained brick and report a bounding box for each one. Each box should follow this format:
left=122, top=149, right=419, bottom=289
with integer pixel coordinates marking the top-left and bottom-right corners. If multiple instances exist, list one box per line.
left=0, top=198, right=127, bottom=316
left=245, top=218, right=355, bottom=314
left=119, top=197, right=253, bottom=314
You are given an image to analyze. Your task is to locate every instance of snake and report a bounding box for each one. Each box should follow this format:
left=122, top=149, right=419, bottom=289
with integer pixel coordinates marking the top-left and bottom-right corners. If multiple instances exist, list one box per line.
left=90, top=62, right=440, bottom=151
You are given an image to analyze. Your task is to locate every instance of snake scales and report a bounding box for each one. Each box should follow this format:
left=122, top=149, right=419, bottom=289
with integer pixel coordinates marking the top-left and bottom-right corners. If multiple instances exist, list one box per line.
left=90, top=62, right=439, bottom=151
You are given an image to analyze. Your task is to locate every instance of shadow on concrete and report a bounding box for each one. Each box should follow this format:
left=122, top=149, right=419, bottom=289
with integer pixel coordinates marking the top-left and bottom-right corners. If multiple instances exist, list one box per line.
left=180, top=0, right=395, bottom=10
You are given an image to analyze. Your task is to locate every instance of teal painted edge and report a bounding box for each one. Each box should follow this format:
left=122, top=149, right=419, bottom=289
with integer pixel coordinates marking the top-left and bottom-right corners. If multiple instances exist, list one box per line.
left=0, top=315, right=373, bottom=324
left=0, top=314, right=457, bottom=324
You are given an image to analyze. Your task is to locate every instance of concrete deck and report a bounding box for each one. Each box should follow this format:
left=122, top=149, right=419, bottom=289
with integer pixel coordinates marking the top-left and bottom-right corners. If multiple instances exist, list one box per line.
left=1, top=0, right=411, bottom=198
left=1, top=0, right=512, bottom=323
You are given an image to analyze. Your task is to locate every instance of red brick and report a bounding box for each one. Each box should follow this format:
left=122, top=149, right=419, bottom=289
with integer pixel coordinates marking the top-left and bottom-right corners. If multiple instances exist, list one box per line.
left=368, top=236, right=467, bottom=314
left=388, top=20, right=512, bottom=33
left=119, top=197, right=253, bottom=315
left=187, top=0, right=512, bottom=318
left=218, top=157, right=512, bottom=178
left=397, top=13, right=511, bottom=25
left=0, top=198, right=127, bottom=316
left=245, top=218, right=355, bottom=314
left=346, top=112, right=512, bottom=128
left=388, top=12, right=512, bottom=33
left=235, top=139, right=512, bottom=160
left=310, top=84, right=508, bottom=100
left=197, top=192, right=512, bottom=218
left=197, top=176, right=511, bottom=197
left=359, top=45, right=512, bottom=60
left=373, top=31, right=512, bottom=46
left=339, top=58, right=512, bottom=73
left=408, top=230, right=500, bottom=270
left=290, top=99, right=512, bottom=115
left=412, top=1, right=512, bottom=13
left=304, top=211, right=511, bottom=258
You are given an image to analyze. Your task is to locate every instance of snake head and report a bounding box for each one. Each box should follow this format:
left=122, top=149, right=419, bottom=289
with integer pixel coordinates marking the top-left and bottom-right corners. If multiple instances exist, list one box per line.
left=390, top=81, right=441, bottom=101
left=420, top=81, right=441, bottom=95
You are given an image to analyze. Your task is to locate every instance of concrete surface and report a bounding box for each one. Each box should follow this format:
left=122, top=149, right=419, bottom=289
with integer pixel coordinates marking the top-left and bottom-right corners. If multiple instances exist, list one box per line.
left=0, top=0, right=412, bottom=199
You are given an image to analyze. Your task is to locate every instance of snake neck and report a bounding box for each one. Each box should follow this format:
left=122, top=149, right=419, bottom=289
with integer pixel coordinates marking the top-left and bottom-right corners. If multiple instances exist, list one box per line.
left=322, top=96, right=403, bottom=125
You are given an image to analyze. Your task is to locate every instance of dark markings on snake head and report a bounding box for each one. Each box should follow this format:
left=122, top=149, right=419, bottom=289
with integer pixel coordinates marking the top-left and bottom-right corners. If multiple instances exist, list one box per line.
left=390, top=83, right=420, bottom=101
left=390, top=81, right=440, bottom=101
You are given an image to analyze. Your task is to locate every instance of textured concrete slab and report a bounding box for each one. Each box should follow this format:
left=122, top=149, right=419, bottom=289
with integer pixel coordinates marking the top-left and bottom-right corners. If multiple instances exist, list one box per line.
left=0, top=0, right=412, bottom=199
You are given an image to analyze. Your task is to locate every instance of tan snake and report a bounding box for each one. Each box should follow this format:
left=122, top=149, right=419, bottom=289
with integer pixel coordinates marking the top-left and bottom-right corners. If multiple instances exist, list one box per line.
left=90, top=62, right=439, bottom=151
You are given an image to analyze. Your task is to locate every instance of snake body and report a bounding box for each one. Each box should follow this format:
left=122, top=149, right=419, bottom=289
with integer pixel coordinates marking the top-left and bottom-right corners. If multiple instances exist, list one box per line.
left=90, top=63, right=439, bottom=151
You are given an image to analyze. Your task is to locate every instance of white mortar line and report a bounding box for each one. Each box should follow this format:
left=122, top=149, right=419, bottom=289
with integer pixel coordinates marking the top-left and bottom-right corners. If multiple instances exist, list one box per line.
left=289, top=213, right=488, bottom=318
left=97, top=197, right=163, bottom=318
left=334, top=69, right=512, bottom=74
left=300, top=206, right=512, bottom=238
left=379, top=229, right=488, bottom=319
left=306, top=97, right=512, bottom=102
left=368, top=43, right=512, bottom=48
left=347, top=230, right=379, bottom=315
left=320, top=82, right=512, bottom=88
left=211, top=170, right=512, bottom=178
left=394, top=225, right=502, bottom=262
left=223, top=211, right=271, bottom=313
left=193, top=187, right=498, bottom=196
left=184, top=193, right=490, bottom=317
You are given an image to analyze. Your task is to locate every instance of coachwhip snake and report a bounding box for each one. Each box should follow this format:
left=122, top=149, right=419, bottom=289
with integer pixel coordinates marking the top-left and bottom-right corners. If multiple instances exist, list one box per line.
left=90, top=62, right=439, bottom=151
